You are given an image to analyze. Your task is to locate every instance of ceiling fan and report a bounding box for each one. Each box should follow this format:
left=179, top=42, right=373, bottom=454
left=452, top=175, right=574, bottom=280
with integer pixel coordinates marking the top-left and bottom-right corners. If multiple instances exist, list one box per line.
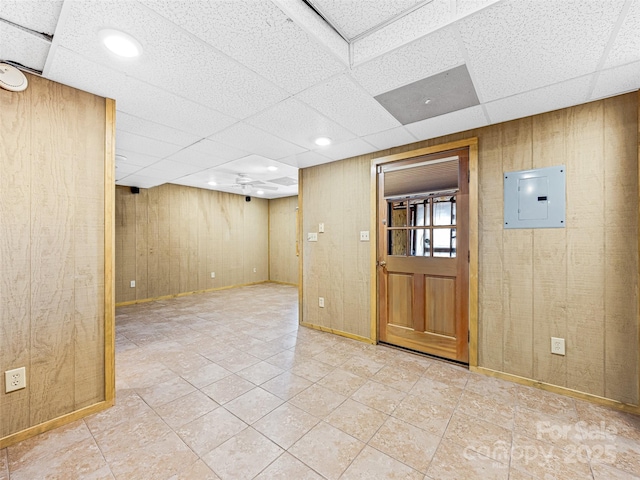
left=217, top=173, right=278, bottom=194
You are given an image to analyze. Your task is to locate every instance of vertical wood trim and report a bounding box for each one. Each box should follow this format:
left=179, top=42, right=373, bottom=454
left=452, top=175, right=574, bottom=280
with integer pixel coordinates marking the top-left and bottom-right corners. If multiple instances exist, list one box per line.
left=468, top=140, right=479, bottom=367
left=298, top=170, right=304, bottom=325
left=637, top=89, right=640, bottom=405
left=104, top=98, right=115, bottom=405
left=370, top=162, right=378, bottom=342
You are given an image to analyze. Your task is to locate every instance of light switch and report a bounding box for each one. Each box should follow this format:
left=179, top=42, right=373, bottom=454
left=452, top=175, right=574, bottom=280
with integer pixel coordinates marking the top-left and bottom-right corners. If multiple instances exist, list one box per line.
left=319, top=223, right=325, bottom=233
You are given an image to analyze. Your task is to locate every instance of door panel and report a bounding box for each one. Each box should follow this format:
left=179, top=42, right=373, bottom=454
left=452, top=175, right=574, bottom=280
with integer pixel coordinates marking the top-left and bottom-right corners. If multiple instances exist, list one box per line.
left=378, top=148, right=469, bottom=363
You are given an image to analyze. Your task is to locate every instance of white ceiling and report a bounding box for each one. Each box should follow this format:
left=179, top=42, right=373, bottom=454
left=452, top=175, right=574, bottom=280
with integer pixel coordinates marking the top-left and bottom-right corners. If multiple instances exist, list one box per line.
left=1, top=0, right=638, bottom=199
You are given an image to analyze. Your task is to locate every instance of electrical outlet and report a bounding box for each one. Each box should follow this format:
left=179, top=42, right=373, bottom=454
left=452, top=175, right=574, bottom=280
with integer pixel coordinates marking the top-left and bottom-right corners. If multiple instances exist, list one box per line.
left=5, top=367, right=26, bottom=393
left=211, top=272, right=215, bottom=278
left=551, top=337, right=565, bottom=355
left=360, top=231, right=370, bottom=241
left=319, top=297, right=325, bottom=308
left=307, top=232, right=318, bottom=242
left=130, top=280, right=135, bottom=288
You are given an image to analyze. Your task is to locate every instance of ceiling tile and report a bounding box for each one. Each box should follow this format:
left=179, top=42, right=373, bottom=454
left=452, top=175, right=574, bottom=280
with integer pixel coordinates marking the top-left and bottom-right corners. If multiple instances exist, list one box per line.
left=591, top=61, right=640, bottom=100
left=351, top=26, right=465, bottom=96
left=116, top=112, right=201, bottom=147
left=210, top=155, right=299, bottom=181
left=0, top=22, right=50, bottom=71
left=141, top=0, right=346, bottom=95
left=247, top=98, right=356, bottom=149
left=165, top=139, right=249, bottom=168
left=604, top=0, right=640, bottom=69
left=455, top=0, right=501, bottom=17
left=115, top=161, right=143, bottom=181
left=116, top=174, right=164, bottom=189
left=136, top=159, right=205, bottom=180
left=295, top=74, right=400, bottom=136
left=46, top=47, right=237, bottom=137
left=405, top=105, right=487, bottom=141
left=352, top=0, right=452, bottom=64
left=278, top=150, right=333, bottom=168
left=316, top=138, right=378, bottom=161
left=209, top=123, right=306, bottom=160
left=116, top=131, right=184, bottom=158
left=459, top=0, right=627, bottom=102
left=0, top=0, right=63, bottom=35
left=485, top=75, right=592, bottom=124
left=114, top=149, right=162, bottom=168
left=362, top=127, right=417, bottom=151
left=311, top=0, right=422, bottom=39
left=53, top=0, right=288, bottom=118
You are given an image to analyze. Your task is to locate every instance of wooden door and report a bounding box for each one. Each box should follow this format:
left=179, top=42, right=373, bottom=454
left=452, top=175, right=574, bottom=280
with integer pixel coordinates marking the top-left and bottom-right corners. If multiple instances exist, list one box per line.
left=378, top=148, right=469, bottom=363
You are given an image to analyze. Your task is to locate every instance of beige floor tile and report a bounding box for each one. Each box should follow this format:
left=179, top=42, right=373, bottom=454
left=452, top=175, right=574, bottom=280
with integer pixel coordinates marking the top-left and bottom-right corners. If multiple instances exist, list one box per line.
left=318, top=368, right=368, bottom=397
left=236, top=361, right=284, bottom=385
left=200, top=374, right=255, bottom=404
left=8, top=421, right=93, bottom=470
left=8, top=435, right=112, bottom=480
left=215, top=350, right=261, bottom=373
left=289, top=422, right=365, bottom=480
left=510, top=433, right=594, bottom=480
left=517, top=385, right=578, bottom=421
left=264, top=349, right=298, bottom=369
left=176, top=408, right=247, bottom=457
left=289, top=383, right=347, bottom=418
left=351, top=380, right=406, bottom=415
left=372, top=364, right=421, bottom=392
left=507, top=469, right=536, bottom=480
left=426, top=439, right=509, bottom=480
left=313, top=346, right=353, bottom=367
left=409, top=377, right=463, bottom=409
left=592, top=461, right=640, bottom=480
left=243, top=342, right=285, bottom=360
left=107, top=432, right=197, bottom=480
left=253, top=403, right=320, bottom=449
left=575, top=400, right=640, bottom=442
left=609, top=435, right=640, bottom=477
left=422, top=361, right=470, bottom=388
left=85, top=391, right=151, bottom=434
left=202, top=428, right=283, bottom=480
left=456, top=389, right=515, bottom=430
left=444, top=411, right=512, bottom=463
left=326, top=399, right=388, bottom=442
left=369, top=417, right=440, bottom=473
left=224, top=387, right=284, bottom=424
left=153, top=390, right=219, bottom=429
left=289, top=358, right=335, bottom=382
left=267, top=334, right=298, bottom=351
left=91, top=410, right=173, bottom=461
left=0, top=449, right=7, bottom=480
left=136, top=376, right=197, bottom=408
left=465, top=372, right=518, bottom=402
left=514, top=406, right=589, bottom=451
left=341, top=356, right=386, bottom=378
left=393, top=393, right=454, bottom=436
left=341, top=445, right=423, bottom=479
left=162, top=350, right=212, bottom=373
left=254, top=452, right=323, bottom=479
left=261, top=371, right=313, bottom=400
left=180, top=362, right=232, bottom=388
left=169, top=460, right=220, bottom=480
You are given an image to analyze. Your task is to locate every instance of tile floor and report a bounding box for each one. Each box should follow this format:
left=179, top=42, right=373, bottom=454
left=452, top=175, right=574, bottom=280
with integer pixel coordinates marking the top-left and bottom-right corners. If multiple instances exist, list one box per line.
left=2, top=283, right=640, bottom=479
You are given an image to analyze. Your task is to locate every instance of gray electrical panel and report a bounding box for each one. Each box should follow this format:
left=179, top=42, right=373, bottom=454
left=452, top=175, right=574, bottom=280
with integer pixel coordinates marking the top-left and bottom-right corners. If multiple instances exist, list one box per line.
left=504, top=165, right=565, bottom=229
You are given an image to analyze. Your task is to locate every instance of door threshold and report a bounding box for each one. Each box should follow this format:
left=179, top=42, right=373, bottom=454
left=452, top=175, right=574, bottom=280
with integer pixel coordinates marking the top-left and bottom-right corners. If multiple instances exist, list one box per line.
left=378, top=341, right=469, bottom=369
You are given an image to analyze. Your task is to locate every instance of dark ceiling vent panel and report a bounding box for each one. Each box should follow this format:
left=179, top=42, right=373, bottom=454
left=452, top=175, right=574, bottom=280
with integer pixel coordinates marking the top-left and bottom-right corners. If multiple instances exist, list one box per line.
left=374, top=64, right=480, bottom=125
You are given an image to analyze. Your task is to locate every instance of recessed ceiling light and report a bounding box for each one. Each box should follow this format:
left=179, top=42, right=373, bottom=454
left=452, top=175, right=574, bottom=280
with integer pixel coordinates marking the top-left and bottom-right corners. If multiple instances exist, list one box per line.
left=207, top=181, right=217, bottom=186
left=267, top=166, right=278, bottom=172
left=99, top=29, right=143, bottom=58
left=256, top=190, right=265, bottom=195
left=315, top=137, right=331, bottom=146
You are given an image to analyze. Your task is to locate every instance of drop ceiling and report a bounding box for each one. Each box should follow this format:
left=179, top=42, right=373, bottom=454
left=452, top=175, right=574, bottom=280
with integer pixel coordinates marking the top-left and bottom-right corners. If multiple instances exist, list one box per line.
left=1, top=0, right=638, bottom=199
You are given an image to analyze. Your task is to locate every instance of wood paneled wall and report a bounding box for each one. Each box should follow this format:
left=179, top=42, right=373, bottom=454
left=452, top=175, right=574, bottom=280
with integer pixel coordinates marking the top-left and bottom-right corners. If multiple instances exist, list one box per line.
left=268, top=196, right=298, bottom=285
left=115, top=184, right=269, bottom=303
left=300, top=92, right=639, bottom=405
left=300, top=158, right=372, bottom=339
left=1, top=74, right=109, bottom=440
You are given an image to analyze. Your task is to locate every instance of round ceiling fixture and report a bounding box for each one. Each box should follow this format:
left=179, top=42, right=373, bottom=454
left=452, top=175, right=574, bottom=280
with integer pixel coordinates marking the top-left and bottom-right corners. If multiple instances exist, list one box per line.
left=314, top=136, right=331, bottom=146
left=99, top=29, right=143, bottom=58
left=256, top=190, right=265, bottom=195
left=0, top=63, right=28, bottom=92
left=267, top=166, right=278, bottom=172
left=207, top=181, right=217, bottom=186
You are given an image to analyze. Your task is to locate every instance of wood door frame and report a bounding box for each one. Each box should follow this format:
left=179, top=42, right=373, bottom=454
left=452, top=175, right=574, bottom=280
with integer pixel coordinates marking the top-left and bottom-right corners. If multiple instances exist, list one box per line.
left=369, top=138, right=479, bottom=367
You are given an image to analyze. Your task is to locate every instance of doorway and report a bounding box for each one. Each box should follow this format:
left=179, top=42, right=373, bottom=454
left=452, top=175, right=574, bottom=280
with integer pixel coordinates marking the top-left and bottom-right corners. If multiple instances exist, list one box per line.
left=376, top=145, right=474, bottom=364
